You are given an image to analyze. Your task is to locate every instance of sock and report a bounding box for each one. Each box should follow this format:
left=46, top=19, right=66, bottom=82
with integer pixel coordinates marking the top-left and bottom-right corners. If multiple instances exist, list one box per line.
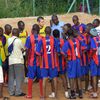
left=39, top=79, right=43, bottom=97
left=27, top=78, right=33, bottom=96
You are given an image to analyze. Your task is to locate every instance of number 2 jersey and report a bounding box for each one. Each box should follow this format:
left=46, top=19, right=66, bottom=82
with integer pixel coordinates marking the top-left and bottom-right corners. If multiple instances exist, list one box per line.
left=36, top=36, right=58, bottom=69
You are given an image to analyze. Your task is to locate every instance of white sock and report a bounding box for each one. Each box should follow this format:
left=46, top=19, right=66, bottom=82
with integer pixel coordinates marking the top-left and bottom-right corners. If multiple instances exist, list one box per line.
left=65, top=91, right=69, bottom=98
left=49, top=92, right=55, bottom=98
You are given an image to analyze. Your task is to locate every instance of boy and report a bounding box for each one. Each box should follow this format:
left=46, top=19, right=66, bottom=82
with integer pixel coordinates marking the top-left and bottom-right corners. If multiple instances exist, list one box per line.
left=0, top=37, right=6, bottom=98
left=36, top=26, right=58, bottom=99
left=17, top=21, right=28, bottom=82
left=62, top=28, right=86, bottom=99
left=52, top=29, right=69, bottom=98
left=72, top=15, right=86, bottom=34
left=25, top=24, right=43, bottom=99
left=8, top=28, right=25, bottom=96
left=0, top=27, right=7, bottom=86
left=3, top=24, right=12, bottom=85
left=88, top=28, right=99, bottom=98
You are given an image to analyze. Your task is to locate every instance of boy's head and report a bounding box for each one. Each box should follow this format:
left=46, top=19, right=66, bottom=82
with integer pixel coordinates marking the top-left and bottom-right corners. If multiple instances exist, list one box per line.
left=72, top=15, right=79, bottom=25
left=85, top=23, right=93, bottom=33
left=17, top=21, right=25, bottom=31
left=67, top=28, right=74, bottom=38
left=45, top=26, right=51, bottom=36
left=32, top=24, right=40, bottom=34
left=0, top=27, right=3, bottom=37
left=93, top=19, right=100, bottom=28
left=4, top=24, right=12, bottom=35
left=53, top=29, right=60, bottom=38
left=12, top=28, right=19, bottom=37
left=51, top=14, right=59, bottom=25
left=37, top=16, right=45, bottom=28
left=63, top=23, right=71, bottom=34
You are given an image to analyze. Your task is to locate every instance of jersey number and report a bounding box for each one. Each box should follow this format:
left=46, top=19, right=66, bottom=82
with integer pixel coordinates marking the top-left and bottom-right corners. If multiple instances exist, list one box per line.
left=46, top=45, right=51, bottom=54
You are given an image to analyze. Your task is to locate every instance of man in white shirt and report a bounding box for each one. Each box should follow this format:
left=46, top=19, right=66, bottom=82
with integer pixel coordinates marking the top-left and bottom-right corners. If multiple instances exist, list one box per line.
left=8, top=28, right=25, bottom=96
left=50, top=14, right=64, bottom=38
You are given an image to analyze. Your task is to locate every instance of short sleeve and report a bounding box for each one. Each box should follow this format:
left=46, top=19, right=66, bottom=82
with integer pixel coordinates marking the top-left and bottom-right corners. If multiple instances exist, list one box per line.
left=62, top=41, right=69, bottom=55
left=36, top=40, right=43, bottom=55
left=90, top=38, right=96, bottom=50
left=25, top=36, right=31, bottom=49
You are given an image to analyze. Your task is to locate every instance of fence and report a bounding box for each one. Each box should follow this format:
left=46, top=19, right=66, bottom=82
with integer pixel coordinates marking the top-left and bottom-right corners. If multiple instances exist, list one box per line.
left=0, top=0, right=99, bottom=18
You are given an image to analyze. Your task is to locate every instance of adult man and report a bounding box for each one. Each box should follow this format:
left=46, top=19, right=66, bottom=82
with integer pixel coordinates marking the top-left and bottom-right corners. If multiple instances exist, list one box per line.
left=37, top=16, right=46, bottom=37
left=50, top=14, right=64, bottom=38
left=8, top=28, right=25, bottom=96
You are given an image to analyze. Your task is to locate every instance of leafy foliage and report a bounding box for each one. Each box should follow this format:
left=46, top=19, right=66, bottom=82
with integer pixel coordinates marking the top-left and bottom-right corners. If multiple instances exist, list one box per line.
left=0, top=0, right=99, bottom=18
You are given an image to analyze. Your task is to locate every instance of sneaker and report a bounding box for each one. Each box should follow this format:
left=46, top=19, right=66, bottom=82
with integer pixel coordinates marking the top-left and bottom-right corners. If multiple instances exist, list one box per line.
left=87, top=85, right=92, bottom=90
left=48, top=92, right=55, bottom=98
left=69, top=90, right=76, bottom=99
left=3, top=97, right=10, bottom=100
left=91, top=92, right=98, bottom=98
left=65, top=91, right=69, bottom=98
left=15, top=93, right=26, bottom=97
left=79, top=90, right=83, bottom=98
left=24, top=77, right=28, bottom=83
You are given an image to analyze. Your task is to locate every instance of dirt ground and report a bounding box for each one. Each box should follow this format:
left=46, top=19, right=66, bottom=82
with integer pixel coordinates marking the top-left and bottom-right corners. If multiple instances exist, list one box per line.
left=0, top=12, right=99, bottom=33
left=0, top=12, right=100, bottom=100
left=2, top=79, right=100, bottom=100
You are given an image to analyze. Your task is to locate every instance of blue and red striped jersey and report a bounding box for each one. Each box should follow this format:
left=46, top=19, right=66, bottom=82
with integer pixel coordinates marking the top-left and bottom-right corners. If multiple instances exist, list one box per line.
left=25, top=34, right=41, bottom=66
left=36, top=36, right=58, bottom=69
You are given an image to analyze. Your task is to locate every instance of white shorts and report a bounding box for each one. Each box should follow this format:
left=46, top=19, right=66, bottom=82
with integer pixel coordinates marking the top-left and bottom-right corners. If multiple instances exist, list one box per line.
left=0, top=66, right=3, bottom=83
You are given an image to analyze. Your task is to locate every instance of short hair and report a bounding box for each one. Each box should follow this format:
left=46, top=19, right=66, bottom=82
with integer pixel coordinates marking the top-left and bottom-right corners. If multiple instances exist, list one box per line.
left=53, top=29, right=60, bottom=38
left=51, top=14, right=58, bottom=20
left=0, top=27, right=3, bottom=32
left=93, top=19, right=100, bottom=24
left=32, top=24, right=40, bottom=31
left=72, top=15, right=79, bottom=20
left=86, top=23, right=93, bottom=28
left=12, top=28, right=19, bottom=35
left=67, top=28, right=74, bottom=37
left=4, top=24, right=12, bottom=30
left=64, top=23, right=71, bottom=29
left=37, top=16, right=44, bottom=22
left=17, top=20, right=25, bottom=26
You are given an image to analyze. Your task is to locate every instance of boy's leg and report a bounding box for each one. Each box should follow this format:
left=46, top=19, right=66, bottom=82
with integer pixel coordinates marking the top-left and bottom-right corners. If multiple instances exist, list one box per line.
left=26, top=65, right=37, bottom=98
left=43, top=78, right=47, bottom=98
left=8, top=65, right=15, bottom=95
left=14, top=64, right=25, bottom=96
left=61, top=74, right=68, bottom=91
left=53, top=77, right=57, bottom=98
left=90, top=60, right=98, bottom=98
left=0, top=84, right=3, bottom=98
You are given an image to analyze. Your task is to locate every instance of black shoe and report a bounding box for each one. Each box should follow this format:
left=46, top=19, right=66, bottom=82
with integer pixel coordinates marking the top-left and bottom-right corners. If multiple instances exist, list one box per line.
left=16, top=93, right=26, bottom=97
left=79, top=90, right=83, bottom=99
left=69, top=90, right=76, bottom=99
left=3, top=97, right=10, bottom=100
left=10, top=93, right=15, bottom=96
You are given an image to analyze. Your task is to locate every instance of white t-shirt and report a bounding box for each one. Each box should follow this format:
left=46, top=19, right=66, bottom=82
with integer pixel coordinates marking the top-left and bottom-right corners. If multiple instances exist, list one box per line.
left=51, top=21, right=64, bottom=38
left=8, top=36, right=24, bottom=65
left=96, top=26, right=100, bottom=36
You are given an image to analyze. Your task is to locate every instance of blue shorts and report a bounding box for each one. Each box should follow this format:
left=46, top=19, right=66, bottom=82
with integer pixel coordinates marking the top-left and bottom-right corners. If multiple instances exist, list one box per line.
left=81, top=65, right=89, bottom=75
left=41, top=67, right=58, bottom=79
left=59, top=65, right=66, bottom=74
left=27, top=66, right=42, bottom=79
left=90, top=60, right=100, bottom=77
left=67, top=59, right=82, bottom=78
